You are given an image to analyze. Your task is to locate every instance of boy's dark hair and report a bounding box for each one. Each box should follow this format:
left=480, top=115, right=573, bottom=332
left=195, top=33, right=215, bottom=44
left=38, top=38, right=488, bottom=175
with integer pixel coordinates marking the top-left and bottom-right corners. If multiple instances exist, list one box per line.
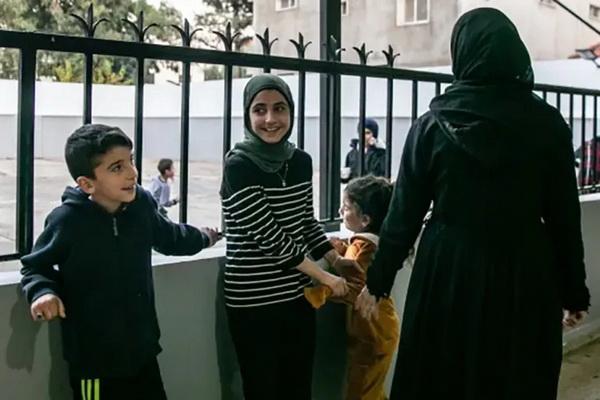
left=64, top=124, right=133, bottom=180
left=345, top=175, right=393, bottom=234
left=157, top=158, right=174, bottom=175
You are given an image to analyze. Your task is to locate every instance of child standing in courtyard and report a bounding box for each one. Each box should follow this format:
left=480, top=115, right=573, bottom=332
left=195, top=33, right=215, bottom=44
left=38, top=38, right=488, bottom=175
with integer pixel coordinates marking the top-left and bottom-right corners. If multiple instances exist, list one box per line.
left=148, top=158, right=179, bottom=216
left=21, top=124, right=219, bottom=400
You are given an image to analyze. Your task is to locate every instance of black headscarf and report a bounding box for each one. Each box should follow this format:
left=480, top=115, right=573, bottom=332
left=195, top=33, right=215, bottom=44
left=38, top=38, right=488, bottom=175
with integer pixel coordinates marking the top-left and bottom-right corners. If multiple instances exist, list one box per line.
left=429, top=8, right=537, bottom=167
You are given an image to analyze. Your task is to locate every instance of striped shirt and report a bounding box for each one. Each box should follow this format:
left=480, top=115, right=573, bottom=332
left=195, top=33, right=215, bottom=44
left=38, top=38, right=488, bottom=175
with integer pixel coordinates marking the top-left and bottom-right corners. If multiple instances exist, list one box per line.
left=221, top=150, right=332, bottom=308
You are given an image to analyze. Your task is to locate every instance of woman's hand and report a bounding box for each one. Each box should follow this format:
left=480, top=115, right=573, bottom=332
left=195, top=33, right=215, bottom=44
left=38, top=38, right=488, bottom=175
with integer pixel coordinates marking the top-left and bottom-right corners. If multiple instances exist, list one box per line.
left=355, top=286, right=378, bottom=320
left=30, top=294, right=66, bottom=321
left=562, top=309, right=587, bottom=329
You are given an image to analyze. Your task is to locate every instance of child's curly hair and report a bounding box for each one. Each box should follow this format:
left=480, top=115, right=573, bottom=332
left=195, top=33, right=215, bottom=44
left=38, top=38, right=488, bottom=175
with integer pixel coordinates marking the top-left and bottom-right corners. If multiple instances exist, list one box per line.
left=344, top=175, right=393, bottom=234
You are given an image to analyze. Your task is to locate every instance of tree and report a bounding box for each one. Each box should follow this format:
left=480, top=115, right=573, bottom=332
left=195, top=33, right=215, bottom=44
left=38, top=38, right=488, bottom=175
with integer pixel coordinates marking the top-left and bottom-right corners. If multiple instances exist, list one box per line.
left=194, top=0, right=253, bottom=79
left=194, top=0, right=253, bottom=51
left=0, top=0, right=184, bottom=83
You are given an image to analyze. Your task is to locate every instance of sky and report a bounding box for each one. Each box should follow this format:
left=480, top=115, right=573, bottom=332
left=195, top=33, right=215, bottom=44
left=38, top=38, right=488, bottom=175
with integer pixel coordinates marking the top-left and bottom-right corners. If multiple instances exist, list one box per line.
left=144, top=0, right=207, bottom=21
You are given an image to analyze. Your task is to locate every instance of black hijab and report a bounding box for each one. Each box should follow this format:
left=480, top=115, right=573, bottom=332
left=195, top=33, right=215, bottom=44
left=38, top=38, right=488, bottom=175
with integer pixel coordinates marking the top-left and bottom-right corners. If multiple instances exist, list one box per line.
left=429, top=8, right=538, bottom=167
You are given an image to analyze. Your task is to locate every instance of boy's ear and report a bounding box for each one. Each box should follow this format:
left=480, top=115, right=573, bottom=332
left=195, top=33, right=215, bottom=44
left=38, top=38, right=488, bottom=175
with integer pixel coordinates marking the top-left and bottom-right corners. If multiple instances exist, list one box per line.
left=360, top=214, right=371, bottom=230
left=76, top=176, right=95, bottom=195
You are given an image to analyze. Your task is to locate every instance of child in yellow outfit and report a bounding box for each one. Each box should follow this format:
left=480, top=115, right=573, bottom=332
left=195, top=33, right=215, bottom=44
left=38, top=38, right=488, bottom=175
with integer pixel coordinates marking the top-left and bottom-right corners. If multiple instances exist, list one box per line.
left=305, top=176, right=400, bottom=400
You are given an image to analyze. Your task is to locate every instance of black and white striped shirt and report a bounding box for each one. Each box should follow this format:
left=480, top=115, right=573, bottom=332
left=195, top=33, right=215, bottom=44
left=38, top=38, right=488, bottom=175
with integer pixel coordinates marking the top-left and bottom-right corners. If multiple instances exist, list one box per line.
left=220, top=150, right=332, bottom=308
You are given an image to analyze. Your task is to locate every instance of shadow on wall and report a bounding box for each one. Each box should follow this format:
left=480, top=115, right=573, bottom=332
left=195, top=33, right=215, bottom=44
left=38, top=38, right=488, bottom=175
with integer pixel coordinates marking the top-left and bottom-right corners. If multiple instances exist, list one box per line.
left=6, top=285, right=71, bottom=399
left=215, top=259, right=244, bottom=400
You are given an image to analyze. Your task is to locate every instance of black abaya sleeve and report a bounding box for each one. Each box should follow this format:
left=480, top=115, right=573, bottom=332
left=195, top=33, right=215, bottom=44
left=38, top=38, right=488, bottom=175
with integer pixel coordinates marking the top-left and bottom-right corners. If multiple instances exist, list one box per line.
left=543, top=116, right=590, bottom=311
left=367, top=116, right=433, bottom=298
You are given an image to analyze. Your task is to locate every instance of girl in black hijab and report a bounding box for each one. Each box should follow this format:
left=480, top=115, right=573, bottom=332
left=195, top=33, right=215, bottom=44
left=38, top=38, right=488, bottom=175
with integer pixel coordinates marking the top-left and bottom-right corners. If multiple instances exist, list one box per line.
left=356, top=8, right=589, bottom=399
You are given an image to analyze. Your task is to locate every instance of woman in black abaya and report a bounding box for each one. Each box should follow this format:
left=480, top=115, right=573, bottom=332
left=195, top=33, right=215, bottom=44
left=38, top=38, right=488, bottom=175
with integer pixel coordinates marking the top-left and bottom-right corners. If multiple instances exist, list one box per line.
left=356, top=8, right=590, bottom=399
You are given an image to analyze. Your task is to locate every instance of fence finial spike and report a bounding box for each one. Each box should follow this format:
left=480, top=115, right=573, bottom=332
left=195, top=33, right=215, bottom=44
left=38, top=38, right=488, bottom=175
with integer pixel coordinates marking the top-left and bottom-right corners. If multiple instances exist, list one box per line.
left=256, top=28, right=279, bottom=56
left=382, top=45, right=401, bottom=67
left=290, top=32, right=312, bottom=59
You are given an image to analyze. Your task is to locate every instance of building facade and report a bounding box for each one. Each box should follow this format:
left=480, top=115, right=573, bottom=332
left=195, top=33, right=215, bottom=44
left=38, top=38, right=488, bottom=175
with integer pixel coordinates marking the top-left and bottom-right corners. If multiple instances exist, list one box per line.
left=253, top=0, right=600, bottom=66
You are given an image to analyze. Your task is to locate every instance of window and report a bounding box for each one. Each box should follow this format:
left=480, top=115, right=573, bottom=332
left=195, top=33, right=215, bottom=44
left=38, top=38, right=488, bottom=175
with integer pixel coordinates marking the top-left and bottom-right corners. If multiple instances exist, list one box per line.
left=276, top=0, right=298, bottom=11
left=591, top=4, right=600, bottom=20
left=397, top=0, right=430, bottom=25
left=341, top=0, right=349, bottom=16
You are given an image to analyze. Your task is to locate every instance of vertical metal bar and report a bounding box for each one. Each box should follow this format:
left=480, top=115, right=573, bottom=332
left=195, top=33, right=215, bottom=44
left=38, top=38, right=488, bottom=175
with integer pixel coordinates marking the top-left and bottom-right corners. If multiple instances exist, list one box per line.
left=297, top=70, right=306, bottom=150
left=319, top=0, right=341, bottom=226
left=134, top=56, right=144, bottom=183
left=222, top=64, right=233, bottom=157
left=569, top=93, right=574, bottom=133
left=593, top=96, right=598, bottom=189
left=435, top=81, right=441, bottom=97
left=17, top=49, right=36, bottom=254
left=83, top=52, right=93, bottom=124
left=542, top=90, right=547, bottom=102
left=411, top=80, right=419, bottom=122
left=327, top=73, right=342, bottom=220
left=385, top=77, right=394, bottom=178
left=581, top=95, right=587, bottom=187
left=556, top=92, right=561, bottom=114
left=357, top=75, right=366, bottom=176
left=178, top=62, right=190, bottom=223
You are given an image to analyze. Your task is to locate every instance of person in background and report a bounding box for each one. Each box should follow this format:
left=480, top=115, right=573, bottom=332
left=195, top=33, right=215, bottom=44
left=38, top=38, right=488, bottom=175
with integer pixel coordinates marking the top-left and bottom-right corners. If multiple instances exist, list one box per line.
left=149, top=158, right=178, bottom=216
left=341, top=118, right=386, bottom=183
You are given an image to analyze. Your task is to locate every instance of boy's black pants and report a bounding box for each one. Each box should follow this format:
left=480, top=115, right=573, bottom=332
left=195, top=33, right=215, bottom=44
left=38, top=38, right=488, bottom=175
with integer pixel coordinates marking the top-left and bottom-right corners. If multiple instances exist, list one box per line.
left=69, top=357, right=167, bottom=400
left=227, top=297, right=316, bottom=400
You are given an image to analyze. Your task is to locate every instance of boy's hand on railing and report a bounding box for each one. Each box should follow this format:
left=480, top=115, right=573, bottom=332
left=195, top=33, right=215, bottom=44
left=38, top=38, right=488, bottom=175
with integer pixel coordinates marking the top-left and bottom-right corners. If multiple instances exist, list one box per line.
left=30, top=294, right=66, bottom=322
left=562, top=309, right=587, bottom=330
left=200, top=227, right=221, bottom=247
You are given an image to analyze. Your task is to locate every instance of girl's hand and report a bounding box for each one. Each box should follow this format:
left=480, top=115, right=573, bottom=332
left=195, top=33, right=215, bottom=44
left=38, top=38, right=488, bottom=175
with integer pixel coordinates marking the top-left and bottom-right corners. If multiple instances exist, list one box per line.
left=321, top=272, right=348, bottom=297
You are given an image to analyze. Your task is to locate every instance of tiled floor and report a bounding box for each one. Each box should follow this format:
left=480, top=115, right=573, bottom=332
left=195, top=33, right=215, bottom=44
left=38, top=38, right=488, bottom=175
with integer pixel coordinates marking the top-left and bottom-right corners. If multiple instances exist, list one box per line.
left=559, top=338, right=600, bottom=400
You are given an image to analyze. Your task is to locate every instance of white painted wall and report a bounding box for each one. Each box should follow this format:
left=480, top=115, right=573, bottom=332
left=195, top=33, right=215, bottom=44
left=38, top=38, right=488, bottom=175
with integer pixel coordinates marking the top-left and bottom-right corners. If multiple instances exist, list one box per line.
left=0, top=193, right=599, bottom=399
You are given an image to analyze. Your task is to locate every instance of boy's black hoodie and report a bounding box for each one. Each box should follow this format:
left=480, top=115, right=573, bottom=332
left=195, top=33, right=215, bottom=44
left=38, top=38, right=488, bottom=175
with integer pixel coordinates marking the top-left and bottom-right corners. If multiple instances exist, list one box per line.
left=21, top=185, right=209, bottom=378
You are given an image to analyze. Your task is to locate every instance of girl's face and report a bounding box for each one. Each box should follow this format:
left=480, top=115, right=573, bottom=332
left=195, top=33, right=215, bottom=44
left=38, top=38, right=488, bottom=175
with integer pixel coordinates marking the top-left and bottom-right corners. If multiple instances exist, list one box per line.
left=249, top=89, right=291, bottom=144
left=339, top=193, right=370, bottom=233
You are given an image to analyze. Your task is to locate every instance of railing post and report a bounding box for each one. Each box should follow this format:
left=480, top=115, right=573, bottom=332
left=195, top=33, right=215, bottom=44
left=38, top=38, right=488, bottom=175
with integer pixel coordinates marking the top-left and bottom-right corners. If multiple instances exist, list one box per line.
left=170, top=19, right=202, bottom=223
left=17, top=49, right=36, bottom=255
left=319, top=0, right=341, bottom=228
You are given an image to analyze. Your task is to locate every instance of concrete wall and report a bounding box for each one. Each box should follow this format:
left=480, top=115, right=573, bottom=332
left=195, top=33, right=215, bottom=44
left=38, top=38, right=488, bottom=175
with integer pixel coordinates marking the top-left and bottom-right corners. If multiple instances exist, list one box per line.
left=1, top=195, right=599, bottom=399
left=254, top=0, right=600, bottom=66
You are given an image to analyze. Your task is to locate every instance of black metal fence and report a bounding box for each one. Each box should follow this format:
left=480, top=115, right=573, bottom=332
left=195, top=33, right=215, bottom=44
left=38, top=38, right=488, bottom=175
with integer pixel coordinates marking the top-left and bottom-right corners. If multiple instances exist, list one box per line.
left=0, top=5, right=599, bottom=262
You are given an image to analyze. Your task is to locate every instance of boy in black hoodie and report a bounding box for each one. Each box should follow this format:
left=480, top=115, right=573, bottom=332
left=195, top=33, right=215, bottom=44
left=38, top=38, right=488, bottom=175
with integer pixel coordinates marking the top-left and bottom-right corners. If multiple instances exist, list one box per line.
left=20, top=124, right=219, bottom=400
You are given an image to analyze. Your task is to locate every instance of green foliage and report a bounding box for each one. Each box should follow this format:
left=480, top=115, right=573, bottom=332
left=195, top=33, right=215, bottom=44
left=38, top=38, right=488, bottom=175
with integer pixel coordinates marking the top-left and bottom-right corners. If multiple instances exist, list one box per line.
left=0, top=0, right=183, bottom=84
left=194, top=0, right=253, bottom=51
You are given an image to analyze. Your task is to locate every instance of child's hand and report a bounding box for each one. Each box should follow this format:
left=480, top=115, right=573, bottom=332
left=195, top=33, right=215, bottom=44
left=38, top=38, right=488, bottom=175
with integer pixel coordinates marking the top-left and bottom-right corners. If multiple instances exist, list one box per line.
left=562, top=309, right=587, bottom=330
left=200, top=227, right=220, bottom=247
left=30, top=294, right=66, bottom=322
left=329, top=238, right=347, bottom=255
left=321, top=272, right=348, bottom=297
left=355, top=286, right=379, bottom=321
left=333, top=258, right=365, bottom=284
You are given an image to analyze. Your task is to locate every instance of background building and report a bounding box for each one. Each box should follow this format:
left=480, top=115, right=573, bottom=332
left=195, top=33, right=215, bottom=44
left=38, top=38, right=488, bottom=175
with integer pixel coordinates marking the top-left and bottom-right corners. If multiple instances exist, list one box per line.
left=253, top=0, right=600, bottom=66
